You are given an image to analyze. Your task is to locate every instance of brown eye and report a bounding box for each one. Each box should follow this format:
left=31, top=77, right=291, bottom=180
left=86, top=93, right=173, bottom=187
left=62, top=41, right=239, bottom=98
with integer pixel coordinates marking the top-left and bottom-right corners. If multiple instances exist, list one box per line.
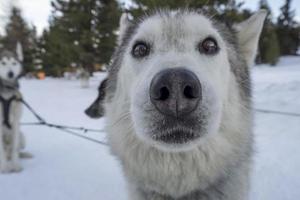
left=199, top=37, right=219, bottom=55
left=132, top=42, right=150, bottom=58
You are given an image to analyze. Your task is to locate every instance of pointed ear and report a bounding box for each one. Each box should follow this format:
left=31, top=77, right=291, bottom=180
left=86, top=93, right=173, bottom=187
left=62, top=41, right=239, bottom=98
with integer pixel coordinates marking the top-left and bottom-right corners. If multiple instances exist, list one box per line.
left=16, top=42, right=23, bottom=62
left=234, top=10, right=267, bottom=66
left=117, top=13, right=132, bottom=45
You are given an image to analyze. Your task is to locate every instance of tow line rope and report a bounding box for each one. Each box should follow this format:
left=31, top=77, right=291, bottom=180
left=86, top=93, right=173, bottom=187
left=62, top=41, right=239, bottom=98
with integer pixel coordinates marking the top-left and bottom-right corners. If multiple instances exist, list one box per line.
left=20, top=98, right=108, bottom=146
left=255, top=108, right=300, bottom=117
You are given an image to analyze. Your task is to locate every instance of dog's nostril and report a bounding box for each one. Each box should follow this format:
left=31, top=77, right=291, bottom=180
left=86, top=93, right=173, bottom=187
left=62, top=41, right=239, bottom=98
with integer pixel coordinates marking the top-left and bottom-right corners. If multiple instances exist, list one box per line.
left=183, top=85, right=197, bottom=99
left=158, top=87, right=170, bottom=101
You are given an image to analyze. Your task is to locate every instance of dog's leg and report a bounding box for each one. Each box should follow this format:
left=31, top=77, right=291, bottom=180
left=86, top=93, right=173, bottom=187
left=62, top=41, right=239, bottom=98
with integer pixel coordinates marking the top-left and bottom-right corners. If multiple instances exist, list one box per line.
left=9, top=121, right=22, bottom=172
left=19, top=131, right=33, bottom=159
left=0, top=125, right=10, bottom=173
left=19, top=131, right=26, bottom=150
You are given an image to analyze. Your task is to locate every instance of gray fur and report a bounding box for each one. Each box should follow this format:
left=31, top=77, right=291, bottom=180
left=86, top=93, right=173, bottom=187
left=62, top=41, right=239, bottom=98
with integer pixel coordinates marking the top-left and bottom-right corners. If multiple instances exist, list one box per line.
left=0, top=48, right=24, bottom=173
left=102, top=9, right=266, bottom=200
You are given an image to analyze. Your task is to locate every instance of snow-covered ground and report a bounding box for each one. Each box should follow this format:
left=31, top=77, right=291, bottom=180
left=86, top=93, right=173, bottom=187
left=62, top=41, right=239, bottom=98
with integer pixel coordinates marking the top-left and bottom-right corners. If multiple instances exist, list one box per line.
left=0, top=56, right=299, bottom=200
left=251, top=56, right=300, bottom=200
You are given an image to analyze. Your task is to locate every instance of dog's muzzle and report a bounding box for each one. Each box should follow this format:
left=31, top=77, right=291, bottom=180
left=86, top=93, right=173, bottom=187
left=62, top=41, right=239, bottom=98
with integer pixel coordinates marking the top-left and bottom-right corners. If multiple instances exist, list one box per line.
left=85, top=101, right=103, bottom=119
left=149, top=68, right=202, bottom=144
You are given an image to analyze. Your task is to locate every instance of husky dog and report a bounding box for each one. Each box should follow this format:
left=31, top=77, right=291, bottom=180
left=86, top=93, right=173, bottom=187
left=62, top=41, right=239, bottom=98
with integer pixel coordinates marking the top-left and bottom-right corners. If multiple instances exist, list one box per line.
left=100, top=10, right=266, bottom=199
left=0, top=44, right=24, bottom=173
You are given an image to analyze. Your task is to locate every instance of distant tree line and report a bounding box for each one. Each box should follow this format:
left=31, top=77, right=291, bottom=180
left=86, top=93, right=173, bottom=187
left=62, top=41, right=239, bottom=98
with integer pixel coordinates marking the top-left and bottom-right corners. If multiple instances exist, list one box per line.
left=0, top=0, right=299, bottom=76
left=0, top=7, right=38, bottom=72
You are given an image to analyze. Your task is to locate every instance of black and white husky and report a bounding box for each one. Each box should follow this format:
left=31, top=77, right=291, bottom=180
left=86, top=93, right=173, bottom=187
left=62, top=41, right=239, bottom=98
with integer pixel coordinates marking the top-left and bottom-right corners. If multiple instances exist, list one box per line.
left=0, top=44, right=24, bottom=173
left=88, top=9, right=266, bottom=199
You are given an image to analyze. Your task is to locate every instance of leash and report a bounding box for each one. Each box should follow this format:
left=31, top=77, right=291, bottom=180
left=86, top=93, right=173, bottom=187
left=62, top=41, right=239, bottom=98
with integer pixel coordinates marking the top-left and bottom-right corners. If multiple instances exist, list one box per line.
left=57, top=128, right=108, bottom=146
left=20, top=98, right=108, bottom=146
left=20, top=98, right=46, bottom=124
left=20, top=98, right=104, bottom=133
left=255, top=108, right=300, bottom=117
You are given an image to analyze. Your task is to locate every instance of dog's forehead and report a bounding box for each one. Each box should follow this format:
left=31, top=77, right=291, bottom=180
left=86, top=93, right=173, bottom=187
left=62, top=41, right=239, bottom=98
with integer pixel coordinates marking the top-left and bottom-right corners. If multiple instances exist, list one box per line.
left=0, top=56, right=18, bottom=64
left=0, top=56, right=9, bottom=62
left=135, top=12, right=218, bottom=42
left=0, top=51, right=18, bottom=62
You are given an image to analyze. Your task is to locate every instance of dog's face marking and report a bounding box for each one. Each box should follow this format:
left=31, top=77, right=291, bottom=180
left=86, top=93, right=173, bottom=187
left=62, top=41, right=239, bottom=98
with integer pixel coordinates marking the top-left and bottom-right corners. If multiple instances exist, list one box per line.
left=106, top=10, right=266, bottom=152
left=0, top=51, right=22, bottom=82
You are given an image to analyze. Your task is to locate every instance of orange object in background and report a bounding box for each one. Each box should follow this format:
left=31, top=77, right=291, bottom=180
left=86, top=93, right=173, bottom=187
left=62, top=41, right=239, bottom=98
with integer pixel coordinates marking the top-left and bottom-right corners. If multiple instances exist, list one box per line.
left=37, top=71, right=46, bottom=80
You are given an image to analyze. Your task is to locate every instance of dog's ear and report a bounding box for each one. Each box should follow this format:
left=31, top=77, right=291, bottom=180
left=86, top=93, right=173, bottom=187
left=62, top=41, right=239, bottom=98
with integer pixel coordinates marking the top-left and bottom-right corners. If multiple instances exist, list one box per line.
left=234, top=10, right=267, bottom=66
left=117, top=13, right=132, bottom=45
left=16, top=42, right=23, bottom=62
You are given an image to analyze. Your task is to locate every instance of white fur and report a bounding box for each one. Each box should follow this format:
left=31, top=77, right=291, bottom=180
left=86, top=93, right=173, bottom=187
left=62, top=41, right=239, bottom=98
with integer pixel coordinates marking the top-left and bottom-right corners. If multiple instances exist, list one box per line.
left=0, top=92, right=23, bottom=173
left=105, top=11, right=265, bottom=199
left=0, top=48, right=24, bottom=173
left=117, top=13, right=230, bottom=151
left=235, top=10, right=267, bottom=66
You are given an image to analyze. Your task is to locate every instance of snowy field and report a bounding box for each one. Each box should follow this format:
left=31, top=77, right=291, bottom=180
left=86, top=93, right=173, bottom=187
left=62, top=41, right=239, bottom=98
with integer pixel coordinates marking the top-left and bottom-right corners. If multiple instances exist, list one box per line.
left=0, top=56, right=299, bottom=200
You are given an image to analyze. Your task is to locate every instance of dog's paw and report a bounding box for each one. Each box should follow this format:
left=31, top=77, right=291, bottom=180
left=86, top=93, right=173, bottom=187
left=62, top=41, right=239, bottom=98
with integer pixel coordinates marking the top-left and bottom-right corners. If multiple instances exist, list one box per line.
left=0, top=163, right=11, bottom=174
left=9, top=162, right=23, bottom=173
left=19, top=152, right=33, bottom=159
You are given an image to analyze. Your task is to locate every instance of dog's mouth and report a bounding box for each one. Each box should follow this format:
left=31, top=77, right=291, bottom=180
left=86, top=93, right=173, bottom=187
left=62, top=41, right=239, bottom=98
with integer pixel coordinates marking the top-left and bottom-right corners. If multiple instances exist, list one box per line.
left=153, top=129, right=200, bottom=144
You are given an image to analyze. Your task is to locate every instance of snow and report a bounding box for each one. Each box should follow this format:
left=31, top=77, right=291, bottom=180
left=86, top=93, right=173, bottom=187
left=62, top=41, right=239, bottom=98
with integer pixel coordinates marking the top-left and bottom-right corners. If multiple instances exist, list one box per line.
left=0, top=56, right=300, bottom=200
left=251, top=56, right=300, bottom=200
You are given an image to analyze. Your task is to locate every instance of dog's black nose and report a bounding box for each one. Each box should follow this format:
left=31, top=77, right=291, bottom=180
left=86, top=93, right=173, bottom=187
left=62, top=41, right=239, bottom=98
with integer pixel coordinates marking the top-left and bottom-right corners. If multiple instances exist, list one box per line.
left=150, top=68, right=201, bottom=118
left=8, top=71, right=14, bottom=79
left=85, top=103, right=103, bottom=119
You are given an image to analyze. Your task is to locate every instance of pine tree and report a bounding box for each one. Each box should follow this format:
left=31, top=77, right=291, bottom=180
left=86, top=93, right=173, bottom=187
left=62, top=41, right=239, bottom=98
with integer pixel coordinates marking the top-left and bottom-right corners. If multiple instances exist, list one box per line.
left=94, top=0, right=121, bottom=64
left=53, top=0, right=96, bottom=73
left=40, top=0, right=121, bottom=76
left=258, top=0, right=280, bottom=65
left=38, top=23, right=75, bottom=76
left=2, top=7, right=38, bottom=72
left=129, top=0, right=248, bottom=23
left=277, top=0, right=300, bottom=55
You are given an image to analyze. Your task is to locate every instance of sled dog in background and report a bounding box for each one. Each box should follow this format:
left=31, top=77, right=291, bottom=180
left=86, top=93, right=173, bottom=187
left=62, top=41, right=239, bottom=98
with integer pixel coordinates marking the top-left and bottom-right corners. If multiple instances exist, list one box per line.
left=0, top=43, right=25, bottom=173
left=91, top=9, right=266, bottom=200
left=85, top=78, right=107, bottom=119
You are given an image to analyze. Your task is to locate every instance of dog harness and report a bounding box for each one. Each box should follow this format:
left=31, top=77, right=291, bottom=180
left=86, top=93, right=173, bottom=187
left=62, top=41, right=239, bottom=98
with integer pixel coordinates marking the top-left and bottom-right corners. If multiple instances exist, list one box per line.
left=0, top=95, right=19, bottom=129
left=0, top=79, right=21, bottom=129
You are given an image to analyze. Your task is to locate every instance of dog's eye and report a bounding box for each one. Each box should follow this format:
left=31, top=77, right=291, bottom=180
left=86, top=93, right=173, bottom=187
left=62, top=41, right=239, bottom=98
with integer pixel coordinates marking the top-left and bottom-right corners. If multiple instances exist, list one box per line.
left=1, top=61, right=6, bottom=66
left=12, top=62, right=16, bottom=66
left=199, top=37, right=219, bottom=55
left=132, top=42, right=150, bottom=58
